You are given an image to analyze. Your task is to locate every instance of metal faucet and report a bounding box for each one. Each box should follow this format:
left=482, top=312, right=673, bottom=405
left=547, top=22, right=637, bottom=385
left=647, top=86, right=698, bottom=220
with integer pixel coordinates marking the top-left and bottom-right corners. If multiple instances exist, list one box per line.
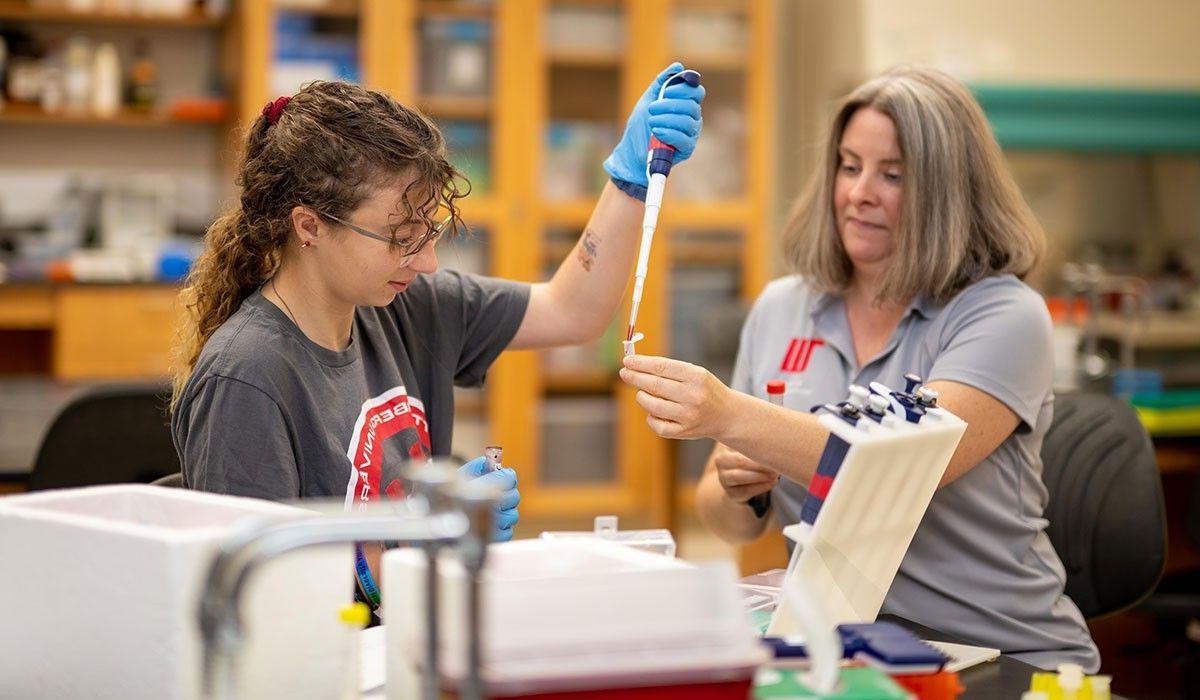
left=197, top=464, right=499, bottom=700
left=1062, top=262, right=1150, bottom=384
left=405, top=462, right=462, bottom=700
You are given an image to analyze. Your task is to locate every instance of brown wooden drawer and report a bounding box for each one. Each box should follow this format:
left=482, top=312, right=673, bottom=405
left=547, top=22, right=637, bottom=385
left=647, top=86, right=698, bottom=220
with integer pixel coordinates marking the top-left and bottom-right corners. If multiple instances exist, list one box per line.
left=53, top=286, right=182, bottom=380
left=0, top=287, right=55, bottom=330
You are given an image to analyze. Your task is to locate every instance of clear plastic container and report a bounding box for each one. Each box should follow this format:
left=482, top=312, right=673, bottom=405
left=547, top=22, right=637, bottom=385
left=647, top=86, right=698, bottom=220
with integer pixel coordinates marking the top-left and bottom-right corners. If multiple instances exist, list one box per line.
left=540, top=515, right=677, bottom=558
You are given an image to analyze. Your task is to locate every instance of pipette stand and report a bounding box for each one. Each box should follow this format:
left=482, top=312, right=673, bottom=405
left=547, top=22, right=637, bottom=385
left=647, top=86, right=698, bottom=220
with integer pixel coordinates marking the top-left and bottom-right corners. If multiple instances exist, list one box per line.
left=768, top=380, right=966, bottom=635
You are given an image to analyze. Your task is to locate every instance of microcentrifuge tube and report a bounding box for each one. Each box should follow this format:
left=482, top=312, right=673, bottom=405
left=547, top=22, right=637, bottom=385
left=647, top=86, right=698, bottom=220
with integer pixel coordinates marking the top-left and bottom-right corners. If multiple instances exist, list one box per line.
left=623, top=332, right=645, bottom=357
left=484, top=446, right=503, bottom=473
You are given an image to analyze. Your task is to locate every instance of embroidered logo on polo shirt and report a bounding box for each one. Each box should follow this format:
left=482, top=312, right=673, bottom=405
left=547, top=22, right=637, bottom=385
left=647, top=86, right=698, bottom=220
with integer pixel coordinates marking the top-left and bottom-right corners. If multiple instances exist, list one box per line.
left=780, top=337, right=825, bottom=373
left=344, top=386, right=431, bottom=508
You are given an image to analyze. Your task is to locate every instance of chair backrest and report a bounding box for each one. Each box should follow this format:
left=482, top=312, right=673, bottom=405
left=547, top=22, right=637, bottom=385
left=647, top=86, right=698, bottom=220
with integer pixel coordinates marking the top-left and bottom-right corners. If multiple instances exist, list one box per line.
left=28, top=383, right=180, bottom=491
left=150, top=472, right=185, bottom=488
left=1041, top=392, right=1167, bottom=618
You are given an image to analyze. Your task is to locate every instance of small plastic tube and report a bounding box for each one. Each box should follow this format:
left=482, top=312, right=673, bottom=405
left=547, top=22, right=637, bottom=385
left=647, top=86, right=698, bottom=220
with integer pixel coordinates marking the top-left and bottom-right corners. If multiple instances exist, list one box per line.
left=594, top=515, right=618, bottom=536
left=484, top=446, right=503, bottom=473
left=766, top=380, right=786, bottom=406
left=623, top=331, right=645, bottom=357
left=1057, top=666, right=1083, bottom=700
left=339, top=602, right=370, bottom=700
left=1090, top=675, right=1112, bottom=700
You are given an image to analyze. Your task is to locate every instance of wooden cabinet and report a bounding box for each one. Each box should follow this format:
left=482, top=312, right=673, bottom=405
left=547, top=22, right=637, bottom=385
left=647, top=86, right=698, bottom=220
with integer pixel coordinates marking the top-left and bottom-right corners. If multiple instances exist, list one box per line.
left=53, top=286, right=181, bottom=380
left=0, top=285, right=181, bottom=380
left=1, top=0, right=776, bottom=527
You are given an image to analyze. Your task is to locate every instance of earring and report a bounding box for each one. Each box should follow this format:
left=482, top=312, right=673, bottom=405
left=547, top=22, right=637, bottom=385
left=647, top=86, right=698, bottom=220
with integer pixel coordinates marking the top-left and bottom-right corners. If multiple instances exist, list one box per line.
left=301, top=240, right=312, bottom=249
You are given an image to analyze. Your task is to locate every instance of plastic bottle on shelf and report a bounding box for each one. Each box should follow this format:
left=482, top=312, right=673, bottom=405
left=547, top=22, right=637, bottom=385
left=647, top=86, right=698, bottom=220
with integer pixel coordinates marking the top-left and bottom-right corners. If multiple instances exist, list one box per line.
left=62, top=36, right=92, bottom=114
left=91, top=43, right=121, bottom=117
left=40, top=50, right=65, bottom=113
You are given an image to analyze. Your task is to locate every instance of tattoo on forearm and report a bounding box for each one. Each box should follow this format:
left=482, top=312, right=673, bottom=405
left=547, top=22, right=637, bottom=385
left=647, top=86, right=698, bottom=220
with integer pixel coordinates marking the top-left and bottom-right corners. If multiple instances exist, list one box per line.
left=577, top=228, right=600, bottom=271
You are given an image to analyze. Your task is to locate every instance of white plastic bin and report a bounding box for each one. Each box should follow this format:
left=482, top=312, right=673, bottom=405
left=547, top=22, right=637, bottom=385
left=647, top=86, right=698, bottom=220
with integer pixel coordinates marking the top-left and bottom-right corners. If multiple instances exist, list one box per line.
left=384, top=538, right=766, bottom=698
left=0, top=485, right=353, bottom=700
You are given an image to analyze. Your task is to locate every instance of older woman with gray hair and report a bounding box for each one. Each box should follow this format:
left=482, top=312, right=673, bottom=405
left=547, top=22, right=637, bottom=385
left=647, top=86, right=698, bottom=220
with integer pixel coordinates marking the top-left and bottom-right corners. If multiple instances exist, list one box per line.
left=619, top=65, right=1099, bottom=671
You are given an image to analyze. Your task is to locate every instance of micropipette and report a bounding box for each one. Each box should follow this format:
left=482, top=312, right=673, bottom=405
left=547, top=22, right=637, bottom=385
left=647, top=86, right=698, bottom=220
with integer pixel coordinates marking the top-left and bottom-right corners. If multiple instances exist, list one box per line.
left=626, top=68, right=703, bottom=345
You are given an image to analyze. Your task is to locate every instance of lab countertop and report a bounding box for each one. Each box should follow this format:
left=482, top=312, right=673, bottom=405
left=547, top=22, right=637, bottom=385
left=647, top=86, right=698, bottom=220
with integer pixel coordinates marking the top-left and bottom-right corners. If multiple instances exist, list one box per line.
left=1093, top=310, right=1200, bottom=349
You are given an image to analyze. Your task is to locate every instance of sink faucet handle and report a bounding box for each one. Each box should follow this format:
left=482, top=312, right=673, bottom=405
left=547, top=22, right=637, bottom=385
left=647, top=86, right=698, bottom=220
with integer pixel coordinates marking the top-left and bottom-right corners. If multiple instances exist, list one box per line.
left=404, top=461, right=460, bottom=514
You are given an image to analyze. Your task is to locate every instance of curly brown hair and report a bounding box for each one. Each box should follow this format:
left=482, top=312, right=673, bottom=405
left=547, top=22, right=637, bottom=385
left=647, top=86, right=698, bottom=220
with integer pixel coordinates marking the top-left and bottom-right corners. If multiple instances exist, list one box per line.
left=170, top=81, right=468, bottom=411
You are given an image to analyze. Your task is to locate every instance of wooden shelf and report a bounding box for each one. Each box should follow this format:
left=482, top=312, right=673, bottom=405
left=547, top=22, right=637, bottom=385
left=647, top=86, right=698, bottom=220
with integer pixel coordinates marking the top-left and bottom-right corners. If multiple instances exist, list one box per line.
left=542, top=199, right=597, bottom=227
left=1093, top=311, right=1200, bottom=349
left=418, top=0, right=492, bottom=19
left=672, top=236, right=743, bottom=264
left=673, top=0, right=748, bottom=12
left=0, top=1, right=222, bottom=27
left=417, top=95, right=492, bottom=120
left=677, top=51, right=746, bottom=72
left=0, top=287, right=55, bottom=330
left=0, top=102, right=222, bottom=127
left=546, top=47, right=622, bottom=68
left=457, top=196, right=498, bottom=224
left=663, top=199, right=752, bottom=228
left=549, top=0, right=622, bottom=9
left=276, top=0, right=358, bottom=18
left=543, top=367, right=617, bottom=394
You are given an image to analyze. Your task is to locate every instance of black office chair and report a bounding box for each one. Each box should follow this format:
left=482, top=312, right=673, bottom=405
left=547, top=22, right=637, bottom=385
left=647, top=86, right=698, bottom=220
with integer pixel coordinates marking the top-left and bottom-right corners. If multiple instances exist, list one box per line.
left=28, top=382, right=181, bottom=491
left=1134, top=453, right=1200, bottom=695
left=1040, top=392, right=1167, bottom=619
left=150, top=471, right=185, bottom=488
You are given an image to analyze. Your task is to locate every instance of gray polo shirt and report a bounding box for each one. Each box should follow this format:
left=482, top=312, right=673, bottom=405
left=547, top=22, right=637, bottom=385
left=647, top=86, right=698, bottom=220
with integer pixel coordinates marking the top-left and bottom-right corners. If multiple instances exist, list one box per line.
left=732, top=273, right=1099, bottom=671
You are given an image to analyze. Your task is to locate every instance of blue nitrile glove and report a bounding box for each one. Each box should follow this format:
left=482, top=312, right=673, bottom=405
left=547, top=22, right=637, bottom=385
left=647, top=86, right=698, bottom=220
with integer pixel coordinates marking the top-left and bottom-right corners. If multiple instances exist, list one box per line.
left=458, top=457, right=520, bottom=543
left=603, top=61, right=706, bottom=199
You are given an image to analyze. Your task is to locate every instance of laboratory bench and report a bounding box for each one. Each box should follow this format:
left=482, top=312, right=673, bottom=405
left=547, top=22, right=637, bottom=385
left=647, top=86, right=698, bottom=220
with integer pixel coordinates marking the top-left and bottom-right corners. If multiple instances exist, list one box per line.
left=880, top=615, right=1127, bottom=700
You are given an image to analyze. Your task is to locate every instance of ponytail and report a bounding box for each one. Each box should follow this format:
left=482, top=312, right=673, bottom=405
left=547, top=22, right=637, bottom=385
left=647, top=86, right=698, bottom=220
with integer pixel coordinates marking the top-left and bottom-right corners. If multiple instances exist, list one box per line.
left=170, top=207, right=282, bottom=411
left=170, top=80, right=468, bottom=412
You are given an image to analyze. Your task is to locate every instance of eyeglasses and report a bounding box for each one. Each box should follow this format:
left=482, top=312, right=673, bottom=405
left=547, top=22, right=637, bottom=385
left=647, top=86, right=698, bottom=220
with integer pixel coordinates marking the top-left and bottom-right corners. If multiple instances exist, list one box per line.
left=317, top=210, right=453, bottom=266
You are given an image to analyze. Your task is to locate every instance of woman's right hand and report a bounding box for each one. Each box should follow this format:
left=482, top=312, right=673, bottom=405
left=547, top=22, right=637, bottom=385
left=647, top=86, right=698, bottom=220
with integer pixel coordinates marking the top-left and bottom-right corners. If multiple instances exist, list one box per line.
left=458, top=457, right=520, bottom=542
left=712, top=442, right=779, bottom=504
left=603, top=62, right=705, bottom=191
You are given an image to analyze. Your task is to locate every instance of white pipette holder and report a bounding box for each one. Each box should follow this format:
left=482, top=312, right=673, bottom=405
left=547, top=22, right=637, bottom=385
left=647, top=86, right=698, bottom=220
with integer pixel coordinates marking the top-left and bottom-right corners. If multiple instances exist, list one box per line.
left=767, top=383, right=966, bottom=635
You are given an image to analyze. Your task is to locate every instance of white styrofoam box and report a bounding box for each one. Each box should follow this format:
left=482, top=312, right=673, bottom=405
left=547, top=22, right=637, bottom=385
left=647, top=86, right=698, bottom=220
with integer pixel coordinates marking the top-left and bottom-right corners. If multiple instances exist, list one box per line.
left=383, top=538, right=767, bottom=698
left=0, top=485, right=355, bottom=700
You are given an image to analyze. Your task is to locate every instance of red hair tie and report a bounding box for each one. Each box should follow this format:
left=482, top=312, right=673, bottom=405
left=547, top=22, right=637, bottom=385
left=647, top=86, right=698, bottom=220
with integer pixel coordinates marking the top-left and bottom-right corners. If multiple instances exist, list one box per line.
left=262, top=96, right=291, bottom=126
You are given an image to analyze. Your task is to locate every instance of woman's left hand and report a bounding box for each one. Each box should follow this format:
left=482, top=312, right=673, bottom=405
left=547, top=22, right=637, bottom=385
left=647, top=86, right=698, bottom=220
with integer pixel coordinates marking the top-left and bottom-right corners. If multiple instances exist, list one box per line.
left=458, top=457, right=520, bottom=542
left=619, top=354, right=735, bottom=440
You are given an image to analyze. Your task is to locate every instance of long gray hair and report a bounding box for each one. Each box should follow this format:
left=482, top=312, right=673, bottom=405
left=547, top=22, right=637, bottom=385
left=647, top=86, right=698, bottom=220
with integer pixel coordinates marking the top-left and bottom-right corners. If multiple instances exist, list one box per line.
left=784, top=65, right=1044, bottom=304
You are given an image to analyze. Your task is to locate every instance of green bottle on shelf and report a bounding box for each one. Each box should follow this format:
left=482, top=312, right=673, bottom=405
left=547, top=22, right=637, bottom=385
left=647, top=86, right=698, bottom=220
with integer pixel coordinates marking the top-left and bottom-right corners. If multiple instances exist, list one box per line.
left=126, top=39, right=157, bottom=112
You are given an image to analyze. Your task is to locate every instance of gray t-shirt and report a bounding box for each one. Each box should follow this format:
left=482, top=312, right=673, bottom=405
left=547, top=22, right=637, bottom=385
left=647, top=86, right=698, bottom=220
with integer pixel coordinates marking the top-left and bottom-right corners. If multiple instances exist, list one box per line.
left=172, top=270, right=529, bottom=506
left=732, top=273, right=1099, bottom=671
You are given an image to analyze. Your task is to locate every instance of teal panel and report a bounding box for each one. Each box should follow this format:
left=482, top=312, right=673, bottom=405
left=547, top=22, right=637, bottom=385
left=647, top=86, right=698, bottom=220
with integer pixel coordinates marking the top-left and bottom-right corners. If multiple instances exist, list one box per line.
left=970, top=85, right=1200, bottom=153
